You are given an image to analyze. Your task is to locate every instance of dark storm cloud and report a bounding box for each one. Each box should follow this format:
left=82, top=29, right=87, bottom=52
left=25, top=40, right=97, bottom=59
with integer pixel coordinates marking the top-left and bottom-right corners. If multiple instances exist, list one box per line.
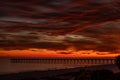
left=76, top=24, right=120, bottom=52
left=0, top=0, right=120, bottom=53
left=0, top=0, right=120, bottom=35
left=0, top=25, right=120, bottom=53
left=0, top=33, right=68, bottom=50
left=0, top=25, right=119, bottom=53
left=0, top=32, right=98, bottom=50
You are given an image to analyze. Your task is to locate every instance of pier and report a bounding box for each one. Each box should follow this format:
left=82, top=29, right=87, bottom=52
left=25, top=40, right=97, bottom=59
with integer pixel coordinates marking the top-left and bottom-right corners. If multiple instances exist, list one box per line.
left=11, top=58, right=115, bottom=64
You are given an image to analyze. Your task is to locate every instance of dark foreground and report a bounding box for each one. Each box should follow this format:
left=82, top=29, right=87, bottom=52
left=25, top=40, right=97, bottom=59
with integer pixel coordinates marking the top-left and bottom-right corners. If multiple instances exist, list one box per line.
left=0, top=64, right=120, bottom=80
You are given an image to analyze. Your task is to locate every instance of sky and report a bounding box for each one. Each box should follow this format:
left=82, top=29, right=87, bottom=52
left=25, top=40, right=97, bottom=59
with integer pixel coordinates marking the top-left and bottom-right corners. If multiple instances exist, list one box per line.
left=0, top=0, right=120, bottom=58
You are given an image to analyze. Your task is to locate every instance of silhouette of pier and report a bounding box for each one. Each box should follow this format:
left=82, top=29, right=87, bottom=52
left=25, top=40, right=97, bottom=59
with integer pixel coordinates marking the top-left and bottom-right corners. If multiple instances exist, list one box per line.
left=10, top=58, right=115, bottom=65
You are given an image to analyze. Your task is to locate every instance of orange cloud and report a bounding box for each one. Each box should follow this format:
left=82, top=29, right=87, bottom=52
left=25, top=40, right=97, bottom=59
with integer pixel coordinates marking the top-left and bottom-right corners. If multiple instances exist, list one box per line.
left=0, top=49, right=119, bottom=58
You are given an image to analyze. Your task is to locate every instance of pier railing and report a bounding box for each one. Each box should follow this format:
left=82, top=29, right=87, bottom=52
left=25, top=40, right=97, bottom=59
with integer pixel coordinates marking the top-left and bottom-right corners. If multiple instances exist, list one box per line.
left=10, top=58, right=115, bottom=64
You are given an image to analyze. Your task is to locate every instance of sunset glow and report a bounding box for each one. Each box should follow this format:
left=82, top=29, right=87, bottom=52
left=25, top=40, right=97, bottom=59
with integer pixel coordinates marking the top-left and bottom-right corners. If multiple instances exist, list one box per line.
left=0, top=49, right=119, bottom=58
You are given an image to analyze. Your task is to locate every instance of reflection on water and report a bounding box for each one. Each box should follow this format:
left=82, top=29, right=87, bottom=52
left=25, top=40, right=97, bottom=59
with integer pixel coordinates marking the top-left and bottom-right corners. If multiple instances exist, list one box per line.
left=0, top=58, right=116, bottom=74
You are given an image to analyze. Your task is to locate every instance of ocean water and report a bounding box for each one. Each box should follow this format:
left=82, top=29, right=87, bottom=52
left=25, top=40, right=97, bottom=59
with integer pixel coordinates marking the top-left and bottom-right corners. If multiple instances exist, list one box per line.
left=0, top=58, right=116, bottom=74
